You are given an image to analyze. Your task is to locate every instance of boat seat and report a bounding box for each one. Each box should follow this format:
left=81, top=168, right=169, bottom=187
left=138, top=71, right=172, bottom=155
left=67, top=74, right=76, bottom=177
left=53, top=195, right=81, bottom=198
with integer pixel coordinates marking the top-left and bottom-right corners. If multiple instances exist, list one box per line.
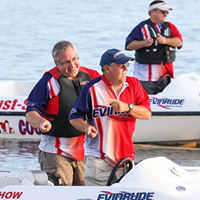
left=18, top=170, right=54, bottom=186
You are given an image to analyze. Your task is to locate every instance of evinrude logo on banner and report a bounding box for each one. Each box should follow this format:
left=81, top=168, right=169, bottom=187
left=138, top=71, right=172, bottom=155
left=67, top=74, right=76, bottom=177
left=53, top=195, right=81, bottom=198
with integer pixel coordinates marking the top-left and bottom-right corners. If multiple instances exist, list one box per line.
left=97, top=191, right=154, bottom=200
left=150, top=97, right=185, bottom=109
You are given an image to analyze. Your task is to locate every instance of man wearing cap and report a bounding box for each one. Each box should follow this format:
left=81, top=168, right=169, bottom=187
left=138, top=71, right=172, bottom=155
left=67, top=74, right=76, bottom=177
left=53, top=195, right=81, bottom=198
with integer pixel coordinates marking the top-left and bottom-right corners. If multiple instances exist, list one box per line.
left=125, top=0, right=183, bottom=94
left=68, top=49, right=151, bottom=186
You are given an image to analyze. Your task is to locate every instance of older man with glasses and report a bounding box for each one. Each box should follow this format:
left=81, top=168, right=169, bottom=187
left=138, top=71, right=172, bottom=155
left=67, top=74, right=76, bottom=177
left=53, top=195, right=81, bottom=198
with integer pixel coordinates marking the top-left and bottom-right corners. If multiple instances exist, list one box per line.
left=26, top=40, right=100, bottom=186
left=125, top=0, right=183, bottom=94
left=69, top=48, right=151, bottom=186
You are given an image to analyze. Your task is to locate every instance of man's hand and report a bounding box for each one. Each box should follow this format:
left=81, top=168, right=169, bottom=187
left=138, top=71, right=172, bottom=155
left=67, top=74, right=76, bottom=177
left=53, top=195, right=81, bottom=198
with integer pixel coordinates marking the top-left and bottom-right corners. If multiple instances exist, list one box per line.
left=39, top=120, right=52, bottom=133
left=108, top=99, right=128, bottom=113
left=144, top=38, right=154, bottom=47
left=85, top=126, right=98, bottom=138
left=156, top=33, right=166, bottom=44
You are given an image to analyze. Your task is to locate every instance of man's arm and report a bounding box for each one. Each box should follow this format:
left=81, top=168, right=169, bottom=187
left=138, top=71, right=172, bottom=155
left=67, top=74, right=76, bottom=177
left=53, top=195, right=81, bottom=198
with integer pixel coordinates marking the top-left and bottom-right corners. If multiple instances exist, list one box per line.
left=108, top=99, right=151, bottom=120
left=126, top=38, right=154, bottom=50
left=26, top=111, right=51, bottom=133
left=126, top=104, right=151, bottom=119
left=69, top=118, right=98, bottom=138
left=156, top=34, right=183, bottom=47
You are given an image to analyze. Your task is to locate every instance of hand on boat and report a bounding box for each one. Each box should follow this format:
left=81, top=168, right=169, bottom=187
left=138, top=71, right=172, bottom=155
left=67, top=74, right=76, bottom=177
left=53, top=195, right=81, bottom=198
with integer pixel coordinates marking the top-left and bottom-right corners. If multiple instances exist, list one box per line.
left=39, top=120, right=52, bottom=132
left=84, top=125, right=98, bottom=138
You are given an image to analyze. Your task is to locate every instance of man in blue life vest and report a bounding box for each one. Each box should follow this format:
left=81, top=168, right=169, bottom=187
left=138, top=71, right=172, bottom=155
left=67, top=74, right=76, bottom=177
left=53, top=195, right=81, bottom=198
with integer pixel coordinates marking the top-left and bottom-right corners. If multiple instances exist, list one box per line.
left=26, top=40, right=100, bottom=185
left=125, top=0, right=183, bottom=94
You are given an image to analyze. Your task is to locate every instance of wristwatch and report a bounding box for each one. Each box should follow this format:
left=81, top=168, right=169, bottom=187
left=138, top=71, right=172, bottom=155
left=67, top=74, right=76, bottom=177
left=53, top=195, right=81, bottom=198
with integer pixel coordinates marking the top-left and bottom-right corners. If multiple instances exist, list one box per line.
left=127, top=104, right=133, bottom=113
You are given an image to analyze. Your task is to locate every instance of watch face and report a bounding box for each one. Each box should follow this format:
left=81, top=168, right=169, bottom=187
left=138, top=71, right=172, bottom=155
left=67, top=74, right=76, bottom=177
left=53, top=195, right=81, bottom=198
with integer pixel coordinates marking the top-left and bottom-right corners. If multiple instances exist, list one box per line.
left=128, top=104, right=133, bottom=113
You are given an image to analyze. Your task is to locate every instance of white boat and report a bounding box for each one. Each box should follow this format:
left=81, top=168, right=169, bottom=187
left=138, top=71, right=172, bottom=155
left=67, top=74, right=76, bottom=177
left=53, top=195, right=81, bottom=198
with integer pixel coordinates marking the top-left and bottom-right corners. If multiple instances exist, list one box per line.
left=1, top=73, right=200, bottom=142
left=0, top=157, right=200, bottom=200
left=134, top=73, right=200, bottom=143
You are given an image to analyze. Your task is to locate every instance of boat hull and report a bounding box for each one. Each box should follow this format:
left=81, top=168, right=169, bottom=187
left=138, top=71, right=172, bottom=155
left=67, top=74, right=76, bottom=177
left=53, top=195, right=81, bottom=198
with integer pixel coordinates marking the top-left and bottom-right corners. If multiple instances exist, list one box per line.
left=134, top=115, right=200, bottom=142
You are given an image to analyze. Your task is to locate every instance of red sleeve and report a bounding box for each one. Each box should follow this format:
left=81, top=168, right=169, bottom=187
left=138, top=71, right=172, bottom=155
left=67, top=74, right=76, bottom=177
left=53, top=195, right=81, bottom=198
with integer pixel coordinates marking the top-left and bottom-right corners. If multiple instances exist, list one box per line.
left=136, top=79, right=151, bottom=113
left=79, top=66, right=100, bottom=79
left=128, top=77, right=152, bottom=113
left=167, top=22, right=183, bottom=49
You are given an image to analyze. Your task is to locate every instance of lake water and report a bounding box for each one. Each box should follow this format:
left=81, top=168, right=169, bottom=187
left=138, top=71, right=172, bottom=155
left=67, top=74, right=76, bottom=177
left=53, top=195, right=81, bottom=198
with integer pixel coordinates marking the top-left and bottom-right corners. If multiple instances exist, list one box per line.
left=0, top=0, right=200, bottom=175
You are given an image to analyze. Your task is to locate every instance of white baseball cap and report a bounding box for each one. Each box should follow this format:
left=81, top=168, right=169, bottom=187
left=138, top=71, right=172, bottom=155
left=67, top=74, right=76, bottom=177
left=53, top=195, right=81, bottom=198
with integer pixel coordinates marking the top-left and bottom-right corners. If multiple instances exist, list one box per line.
left=149, top=2, right=173, bottom=11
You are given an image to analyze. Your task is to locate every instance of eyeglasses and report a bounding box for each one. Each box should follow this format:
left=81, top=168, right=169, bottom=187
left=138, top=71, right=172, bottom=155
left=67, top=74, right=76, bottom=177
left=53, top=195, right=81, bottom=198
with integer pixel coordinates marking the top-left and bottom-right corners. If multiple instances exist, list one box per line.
left=58, top=56, right=79, bottom=66
left=157, top=9, right=169, bottom=15
left=110, top=63, right=130, bottom=69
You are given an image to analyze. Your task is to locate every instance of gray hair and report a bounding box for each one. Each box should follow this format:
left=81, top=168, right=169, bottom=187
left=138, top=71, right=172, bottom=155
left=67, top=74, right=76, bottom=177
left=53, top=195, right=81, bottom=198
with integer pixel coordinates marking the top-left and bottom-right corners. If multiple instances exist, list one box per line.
left=52, top=40, right=77, bottom=62
left=101, top=67, right=105, bottom=73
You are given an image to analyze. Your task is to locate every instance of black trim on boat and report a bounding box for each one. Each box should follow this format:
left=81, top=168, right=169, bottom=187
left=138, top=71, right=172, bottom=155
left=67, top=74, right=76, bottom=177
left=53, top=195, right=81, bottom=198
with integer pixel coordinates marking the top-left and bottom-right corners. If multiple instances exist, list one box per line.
left=0, top=112, right=25, bottom=116
left=153, top=112, right=200, bottom=116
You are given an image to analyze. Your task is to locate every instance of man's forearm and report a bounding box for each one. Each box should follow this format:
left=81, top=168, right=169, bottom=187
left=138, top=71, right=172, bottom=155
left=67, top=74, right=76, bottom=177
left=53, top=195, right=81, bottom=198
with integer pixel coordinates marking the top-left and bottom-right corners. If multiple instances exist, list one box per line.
left=26, top=111, right=45, bottom=129
left=69, top=118, right=88, bottom=133
left=126, top=40, right=146, bottom=50
left=165, top=37, right=183, bottom=47
left=128, top=105, right=151, bottom=120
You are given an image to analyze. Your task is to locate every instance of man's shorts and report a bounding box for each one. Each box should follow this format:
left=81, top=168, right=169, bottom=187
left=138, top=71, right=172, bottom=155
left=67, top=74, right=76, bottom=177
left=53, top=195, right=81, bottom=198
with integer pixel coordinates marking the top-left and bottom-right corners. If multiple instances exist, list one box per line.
left=38, top=150, right=85, bottom=186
